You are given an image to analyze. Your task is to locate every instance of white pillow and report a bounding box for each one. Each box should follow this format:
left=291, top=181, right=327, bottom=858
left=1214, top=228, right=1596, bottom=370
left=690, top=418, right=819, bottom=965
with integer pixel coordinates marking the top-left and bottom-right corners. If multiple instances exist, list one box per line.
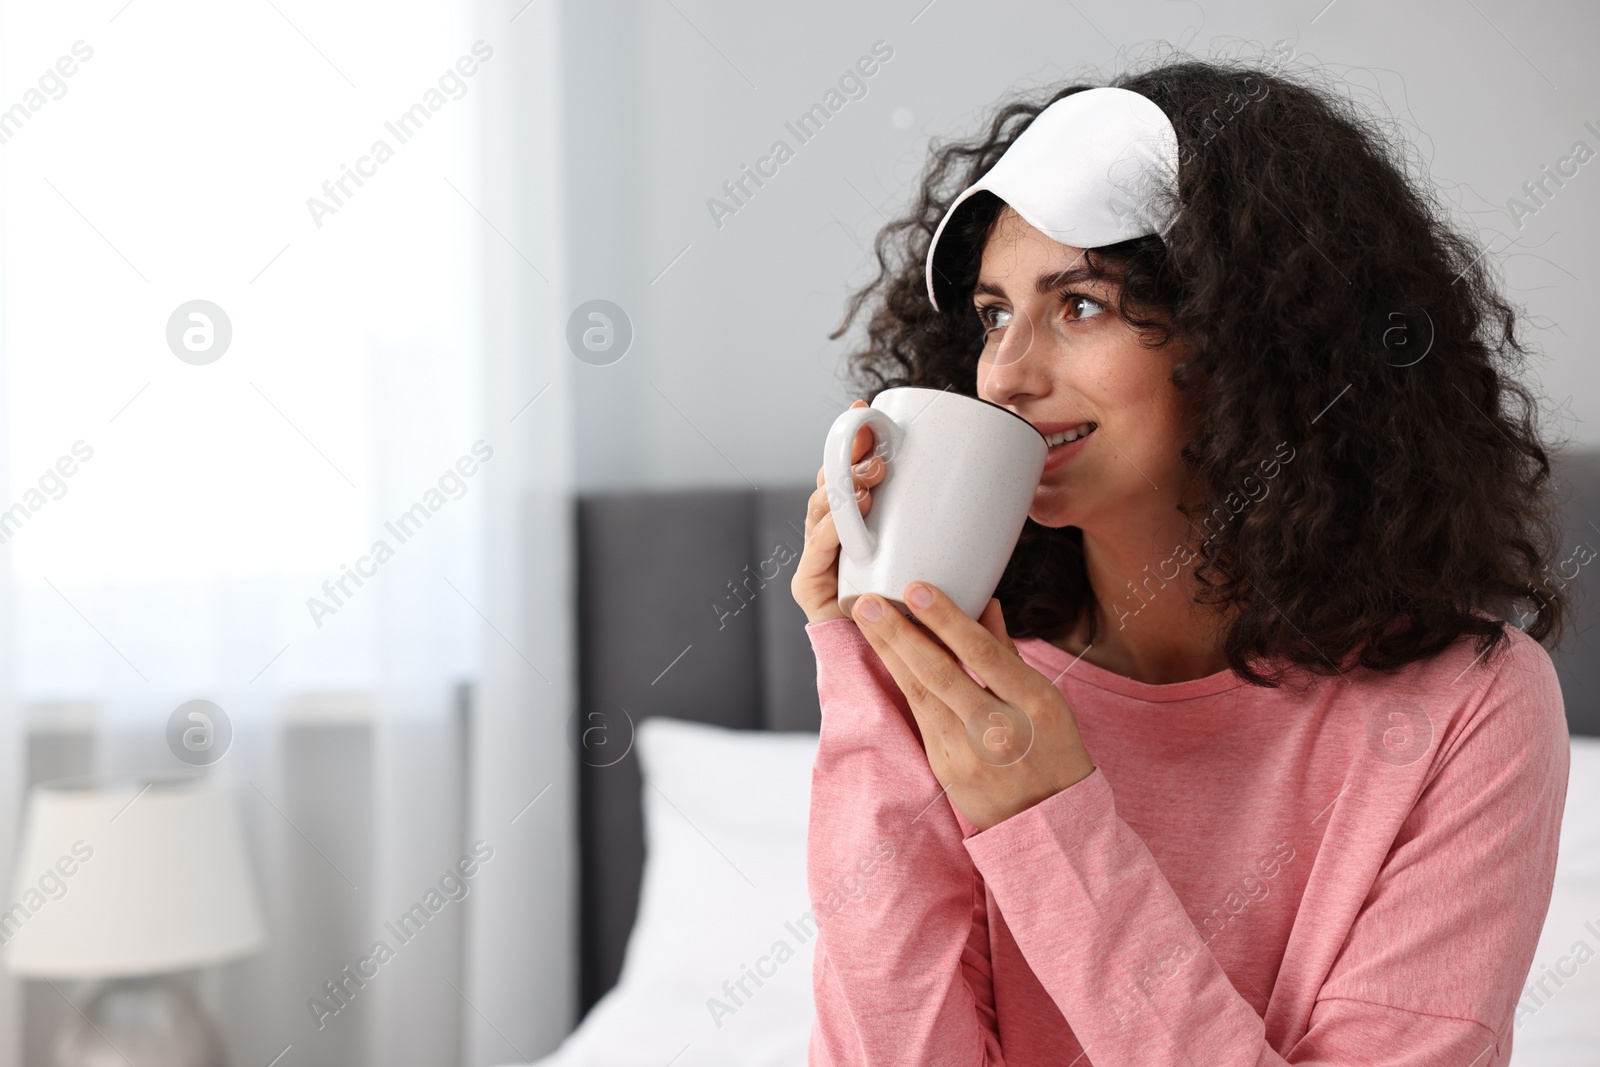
left=1508, top=736, right=1600, bottom=1067
left=522, top=717, right=820, bottom=1067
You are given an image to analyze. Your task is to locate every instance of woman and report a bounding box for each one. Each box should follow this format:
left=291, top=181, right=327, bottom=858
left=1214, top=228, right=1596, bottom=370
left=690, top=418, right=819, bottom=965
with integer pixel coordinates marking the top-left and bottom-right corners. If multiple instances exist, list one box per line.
left=789, top=57, right=1572, bottom=1065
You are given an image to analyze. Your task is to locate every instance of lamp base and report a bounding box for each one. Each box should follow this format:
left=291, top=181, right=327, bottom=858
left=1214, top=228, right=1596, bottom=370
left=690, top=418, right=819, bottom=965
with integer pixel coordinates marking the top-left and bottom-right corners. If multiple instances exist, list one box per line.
left=51, top=975, right=227, bottom=1067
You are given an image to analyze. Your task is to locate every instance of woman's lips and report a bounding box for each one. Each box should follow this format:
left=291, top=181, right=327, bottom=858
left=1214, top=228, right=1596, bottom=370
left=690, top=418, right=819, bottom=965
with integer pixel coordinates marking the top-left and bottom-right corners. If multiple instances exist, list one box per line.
left=1042, top=425, right=1095, bottom=472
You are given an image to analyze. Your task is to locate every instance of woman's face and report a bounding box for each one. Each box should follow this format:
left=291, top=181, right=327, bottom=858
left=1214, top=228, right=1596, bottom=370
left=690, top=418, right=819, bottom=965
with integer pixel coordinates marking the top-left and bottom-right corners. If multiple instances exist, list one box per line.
left=973, top=206, right=1195, bottom=532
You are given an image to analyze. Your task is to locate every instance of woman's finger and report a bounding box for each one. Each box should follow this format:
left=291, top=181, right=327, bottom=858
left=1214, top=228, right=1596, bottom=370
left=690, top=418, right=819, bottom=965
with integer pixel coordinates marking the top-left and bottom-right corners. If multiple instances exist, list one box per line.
left=853, top=597, right=972, bottom=744
left=863, top=592, right=1047, bottom=771
left=852, top=601, right=963, bottom=756
left=901, top=583, right=1044, bottom=706
left=799, top=485, right=877, bottom=568
left=978, top=598, right=1017, bottom=654
left=805, top=480, right=874, bottom=539
left=848, top=399, right=874, bottom=465
left=852, top=425, right=875, bottom=464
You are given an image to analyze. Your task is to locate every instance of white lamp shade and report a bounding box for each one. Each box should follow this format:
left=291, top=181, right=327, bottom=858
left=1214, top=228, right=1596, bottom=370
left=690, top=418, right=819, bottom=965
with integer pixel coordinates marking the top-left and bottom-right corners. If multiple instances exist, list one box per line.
left=3, top=775, right=266, bottom=977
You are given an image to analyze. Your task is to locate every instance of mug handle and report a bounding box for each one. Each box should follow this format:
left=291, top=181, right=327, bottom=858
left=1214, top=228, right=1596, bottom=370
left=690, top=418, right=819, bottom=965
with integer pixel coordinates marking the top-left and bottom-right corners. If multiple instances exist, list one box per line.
left=823, top=406, right=901, bottom=564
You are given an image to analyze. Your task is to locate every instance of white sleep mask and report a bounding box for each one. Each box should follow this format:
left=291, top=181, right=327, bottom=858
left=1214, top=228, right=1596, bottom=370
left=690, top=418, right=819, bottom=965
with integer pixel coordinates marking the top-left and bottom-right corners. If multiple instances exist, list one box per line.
left=924, top=86, right=1181, bottom=311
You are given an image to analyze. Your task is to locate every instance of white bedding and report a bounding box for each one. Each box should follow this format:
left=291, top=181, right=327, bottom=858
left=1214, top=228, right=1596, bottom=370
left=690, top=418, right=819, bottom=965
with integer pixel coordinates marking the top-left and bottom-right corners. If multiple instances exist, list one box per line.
left=506, top=718, right=818, bottom=1067
left=1509, top=736, right=1600, bottom=1066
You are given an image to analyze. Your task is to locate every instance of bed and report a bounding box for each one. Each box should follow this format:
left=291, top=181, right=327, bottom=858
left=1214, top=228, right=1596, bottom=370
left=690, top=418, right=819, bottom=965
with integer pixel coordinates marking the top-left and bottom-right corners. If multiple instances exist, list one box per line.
left=516, top=451, right=1600, bottom=1066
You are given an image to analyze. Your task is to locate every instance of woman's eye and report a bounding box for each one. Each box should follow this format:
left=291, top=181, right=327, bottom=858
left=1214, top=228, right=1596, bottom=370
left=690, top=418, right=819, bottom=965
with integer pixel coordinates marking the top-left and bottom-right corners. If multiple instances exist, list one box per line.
left=1064, top=294, right=1107, bottom=321
left=977, top=296, right=1104, bottom=340
left=977, top=306, right=1012, bottom=335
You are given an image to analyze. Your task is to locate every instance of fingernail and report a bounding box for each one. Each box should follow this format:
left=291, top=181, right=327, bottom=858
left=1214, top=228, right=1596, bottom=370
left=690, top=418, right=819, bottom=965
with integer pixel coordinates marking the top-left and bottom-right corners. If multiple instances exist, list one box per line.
left=853, top=458, right=877, bottom=476
left=855, top=596, right=882, bottom=622
left=906, top=583, right=934, bottom=610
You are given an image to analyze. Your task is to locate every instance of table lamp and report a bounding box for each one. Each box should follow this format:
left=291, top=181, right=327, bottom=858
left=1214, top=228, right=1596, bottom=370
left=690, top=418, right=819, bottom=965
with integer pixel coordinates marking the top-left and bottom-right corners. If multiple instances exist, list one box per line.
left=4, top=774, right=266, bottom=1067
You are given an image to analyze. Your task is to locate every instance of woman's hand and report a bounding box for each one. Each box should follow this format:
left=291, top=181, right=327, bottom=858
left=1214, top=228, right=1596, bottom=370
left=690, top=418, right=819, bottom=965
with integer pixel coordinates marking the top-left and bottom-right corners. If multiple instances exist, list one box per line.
left=850, top=581, right=1096, bottom=832
left=792, top=399, right=888, bottom=625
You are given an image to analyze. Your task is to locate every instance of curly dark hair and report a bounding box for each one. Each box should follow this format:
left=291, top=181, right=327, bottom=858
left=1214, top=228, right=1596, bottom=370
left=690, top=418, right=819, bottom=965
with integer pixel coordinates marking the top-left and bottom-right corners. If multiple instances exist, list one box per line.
left=830, top=56, right=1573, bottom=687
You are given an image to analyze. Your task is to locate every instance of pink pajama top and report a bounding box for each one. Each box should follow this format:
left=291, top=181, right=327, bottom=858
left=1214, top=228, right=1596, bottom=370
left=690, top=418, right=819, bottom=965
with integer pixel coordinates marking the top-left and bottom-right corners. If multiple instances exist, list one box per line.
left=802, top=615, right=1569, bottom=1066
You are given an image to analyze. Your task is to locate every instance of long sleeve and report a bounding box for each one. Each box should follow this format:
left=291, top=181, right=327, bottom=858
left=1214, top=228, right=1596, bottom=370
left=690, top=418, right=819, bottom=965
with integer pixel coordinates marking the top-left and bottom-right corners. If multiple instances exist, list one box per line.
left=804, top=617, right=1005, bottom=1066
left=962, top=632, right=1570, bottom=1067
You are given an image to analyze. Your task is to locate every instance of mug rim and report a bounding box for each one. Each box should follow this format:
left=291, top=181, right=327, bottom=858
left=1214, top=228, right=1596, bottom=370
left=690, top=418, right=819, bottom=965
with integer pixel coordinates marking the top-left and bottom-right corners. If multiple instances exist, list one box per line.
left=874, top=386, right=1044, bottom=440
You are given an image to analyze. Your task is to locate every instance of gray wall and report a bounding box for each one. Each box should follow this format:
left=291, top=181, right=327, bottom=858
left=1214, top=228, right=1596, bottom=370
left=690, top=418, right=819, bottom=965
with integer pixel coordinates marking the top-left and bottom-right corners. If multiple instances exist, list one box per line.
left=563, top=0, right=1600, bottom=493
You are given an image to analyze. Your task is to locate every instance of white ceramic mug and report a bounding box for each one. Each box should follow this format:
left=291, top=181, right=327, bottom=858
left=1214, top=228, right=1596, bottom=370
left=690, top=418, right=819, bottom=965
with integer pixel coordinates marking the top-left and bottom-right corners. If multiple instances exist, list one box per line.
left=823, top=387, right=1048, bottom=620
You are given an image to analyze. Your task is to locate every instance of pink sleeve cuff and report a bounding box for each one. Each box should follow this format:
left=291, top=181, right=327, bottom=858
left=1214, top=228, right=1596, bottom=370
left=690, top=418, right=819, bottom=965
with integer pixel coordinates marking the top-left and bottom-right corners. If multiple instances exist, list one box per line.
left=805, top=616, right=871, bottom=657
left=806, top=617, right=994, bottom=840
left=961, top=766, right=1114, bottom=867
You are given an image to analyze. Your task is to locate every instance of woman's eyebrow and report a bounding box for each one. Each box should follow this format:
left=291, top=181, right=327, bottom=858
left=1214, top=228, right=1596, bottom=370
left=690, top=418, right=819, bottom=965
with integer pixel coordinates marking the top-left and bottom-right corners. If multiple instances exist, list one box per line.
left=972, top=264, right=1111, bottom=302
left=1034, top=264, right=1103, bottom=294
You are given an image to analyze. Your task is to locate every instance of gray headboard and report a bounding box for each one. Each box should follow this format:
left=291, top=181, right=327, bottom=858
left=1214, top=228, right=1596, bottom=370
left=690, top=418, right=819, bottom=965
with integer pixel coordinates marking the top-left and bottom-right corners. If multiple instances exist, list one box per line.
left=574, top=450, right=1600, bottom=1018
left=575, top=486, right=819, bottom=1014
left=1545, top=448, right=1600, bottom=737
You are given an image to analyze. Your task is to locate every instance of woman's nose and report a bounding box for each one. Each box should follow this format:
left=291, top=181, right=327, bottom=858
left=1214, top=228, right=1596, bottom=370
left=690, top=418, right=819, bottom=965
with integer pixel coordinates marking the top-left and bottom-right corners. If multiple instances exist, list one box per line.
left=982, top=313, right=1048, bottom=402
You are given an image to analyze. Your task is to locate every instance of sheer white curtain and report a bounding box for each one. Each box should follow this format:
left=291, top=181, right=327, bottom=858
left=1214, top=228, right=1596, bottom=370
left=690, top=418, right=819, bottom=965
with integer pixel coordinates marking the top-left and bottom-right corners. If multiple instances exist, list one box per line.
left=0, top=1, right=568, bottom=1064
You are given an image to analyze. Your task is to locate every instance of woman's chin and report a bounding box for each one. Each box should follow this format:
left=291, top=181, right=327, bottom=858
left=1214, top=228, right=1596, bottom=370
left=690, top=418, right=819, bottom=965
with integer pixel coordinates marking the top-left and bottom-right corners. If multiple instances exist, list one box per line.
left=1027, top=498, right=1080, bottom=529
left=1030, top=505, right=1081, bottom=531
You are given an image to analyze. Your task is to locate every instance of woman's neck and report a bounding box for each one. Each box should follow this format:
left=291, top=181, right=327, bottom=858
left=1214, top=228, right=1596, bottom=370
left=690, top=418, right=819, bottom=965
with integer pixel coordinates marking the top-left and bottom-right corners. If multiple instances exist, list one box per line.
left=1048, top=525, right=1233, bottom=685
